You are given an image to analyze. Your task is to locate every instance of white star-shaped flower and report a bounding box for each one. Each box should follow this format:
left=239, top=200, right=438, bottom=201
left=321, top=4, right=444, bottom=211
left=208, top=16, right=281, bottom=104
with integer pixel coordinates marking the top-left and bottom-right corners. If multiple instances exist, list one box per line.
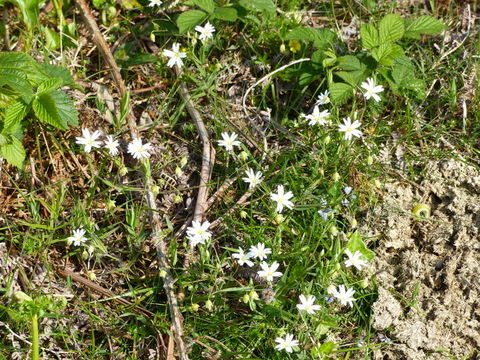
left=195, top=22, right=216, bottom=41
left=186, top=220, right=212, bottom=247
left=332, top=285, right=356, bottom=307
left=103, top=135, right=120, bottom=156
left=76, top=128, right=102, bottom=153
left=275, top=334, right=299, bottom=353
left=67, top=228, right=88, bottom=246
left=162, top=43, right=186, bottom=68
left=257, top=261, right=282, bottom=282
left=270, top=185, right=294, bottom=213
left=248, top=242, right=272, bottom=260
left=361, top=78, right=384, bottom=102
left=344, top=249, right=368, bottom=270
left=296, top=294, right=321, bottom=314
left=148, top=0, right=162, bottom=6
left=305, top=105, right=330, bottom=126
left=218, top=132, right=241, bottom=152
left=242, top=169, right=263, bottom=189
left=232, top=248, right=254, bottom=267
left=316, top=90, right=330, bottom=105
left=338, top=117, right=362, bottom=140
left=127, top=138, right=152, bottom=160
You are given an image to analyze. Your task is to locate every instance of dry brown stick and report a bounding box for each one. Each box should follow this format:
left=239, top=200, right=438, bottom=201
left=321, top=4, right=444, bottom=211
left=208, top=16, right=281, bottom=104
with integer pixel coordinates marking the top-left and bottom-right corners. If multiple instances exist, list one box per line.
left=74, top=2, right=188, bottom=359
left=57, top=268, right=154, bottom=318
left=74, top=0, right=137, bottom=137
left=175, top=66, right=215, bottom=223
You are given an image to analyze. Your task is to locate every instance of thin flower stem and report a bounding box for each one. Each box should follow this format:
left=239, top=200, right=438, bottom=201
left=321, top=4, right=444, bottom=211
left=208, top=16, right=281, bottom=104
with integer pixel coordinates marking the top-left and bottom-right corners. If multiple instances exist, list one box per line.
left=31, top=314, right=39, bottom=360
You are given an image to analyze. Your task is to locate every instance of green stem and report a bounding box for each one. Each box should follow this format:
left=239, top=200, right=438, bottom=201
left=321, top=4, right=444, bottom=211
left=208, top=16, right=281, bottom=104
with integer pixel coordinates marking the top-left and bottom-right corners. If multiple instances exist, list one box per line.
left=31, top=314, right=39, bottom=360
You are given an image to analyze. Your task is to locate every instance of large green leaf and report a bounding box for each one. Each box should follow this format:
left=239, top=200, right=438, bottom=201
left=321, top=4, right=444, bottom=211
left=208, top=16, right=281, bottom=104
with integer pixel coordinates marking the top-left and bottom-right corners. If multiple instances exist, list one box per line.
left=238, top=0, right=275, bottom=13
left=0, top=69, right=33, bottom=97
left=404, top=16, right=446, bottom=39
left=37, top=78, right=63, bottom=96
left=3, top=98, right=28, bottom=131
left=176, top=10, right=207, bottom=33
left=39, top=63, right=76, bottom=87
left=284, top=27, right=336, bottom=49
left=32, top=93, right=67, bottom=129
left=50, top=90, right=78, bottom=127
left=329, top=82, right=354, bottom=105
left=192, top=0, right=215, bottom=13
left=212, top=7, right=237, bottom=21
left=379, top=14, right=404, bottom=43
left=360, top=23, right=379, bottom=50
left=0, top=135, right=26, bottom=168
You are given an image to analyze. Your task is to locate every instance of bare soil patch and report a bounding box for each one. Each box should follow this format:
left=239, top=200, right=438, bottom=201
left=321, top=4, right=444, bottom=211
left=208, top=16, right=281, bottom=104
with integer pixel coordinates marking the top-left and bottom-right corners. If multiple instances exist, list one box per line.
left=362, top=159, right=480, bottom=359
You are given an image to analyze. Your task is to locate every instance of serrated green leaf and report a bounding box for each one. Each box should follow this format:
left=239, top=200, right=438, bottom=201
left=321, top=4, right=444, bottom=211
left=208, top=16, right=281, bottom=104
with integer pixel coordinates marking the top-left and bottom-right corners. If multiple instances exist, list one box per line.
left=335, top=70, right=366, bottom=87
left=212, top=7, right=237, bottom=21
left=371, top=42, right=395, bottom=65
left=3, top=98, right=28, bottom=131
left=391, top=56, right=415, bottom=85
left=337, top=55, right=362, bottom=71
left=404, top=16, right=446, bottom=39
left=176, top=10, right=207, bottom=33
left=37, top=78, right=63, bottom=96
left=329, top=82, right=354, bottom=105
left=238, top=0, right=275, bottom=13
left=0, top=69, right=33, bottom=97
left=284, top=27, right=336, bottom=49
left=0, top=52, right=45, bottom=84
left=32, top=93, right=67, bottom=129
left=379, top=14, right=404, bottom=43
left=38, top=63, right=76, bottom=87
left=360, top=23, right=379, bottom=50
left=345, top=231, right=375, bottom=261
left=192, top=0, right=215, bottom=13
left=0, top=135, right=25, bottom=168
left=50, top=90, right=78, bottom=127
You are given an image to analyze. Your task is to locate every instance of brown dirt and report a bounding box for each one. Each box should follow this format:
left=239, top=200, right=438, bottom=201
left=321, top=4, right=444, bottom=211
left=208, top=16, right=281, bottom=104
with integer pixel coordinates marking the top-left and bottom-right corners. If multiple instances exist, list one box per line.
left=362, top=159, right=480, bottom=359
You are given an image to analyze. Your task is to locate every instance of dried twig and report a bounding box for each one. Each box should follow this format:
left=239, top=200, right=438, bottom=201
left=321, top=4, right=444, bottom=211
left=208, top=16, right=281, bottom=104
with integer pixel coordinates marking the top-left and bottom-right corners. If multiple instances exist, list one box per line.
left=57, top=268, right=154, bottom=318
left=74, top=2, right=188, bottom=358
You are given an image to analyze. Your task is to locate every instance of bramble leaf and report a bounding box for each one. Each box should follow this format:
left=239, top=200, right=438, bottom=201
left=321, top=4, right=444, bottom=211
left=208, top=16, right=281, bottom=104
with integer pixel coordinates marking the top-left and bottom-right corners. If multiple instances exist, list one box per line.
left=379, top=14, right=404, bottom=43
left=404, top=16, right=446, bottom=39
left=360, top=23, right=379, bottom=50
left=176, top=10, right=207, bottom=33
left=329, top=82, right=354, bottom=105
left=0, top=135, right=26, bottom=168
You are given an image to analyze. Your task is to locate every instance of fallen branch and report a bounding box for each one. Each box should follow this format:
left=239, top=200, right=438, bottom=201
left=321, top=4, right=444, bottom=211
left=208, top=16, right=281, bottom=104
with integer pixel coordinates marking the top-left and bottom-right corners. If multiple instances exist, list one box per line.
left=74, top=2, right=188, bottom=358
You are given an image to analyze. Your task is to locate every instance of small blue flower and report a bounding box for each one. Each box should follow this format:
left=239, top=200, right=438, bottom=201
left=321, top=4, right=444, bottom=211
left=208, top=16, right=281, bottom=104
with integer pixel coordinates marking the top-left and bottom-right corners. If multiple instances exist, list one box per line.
left=350, top=194, right=357, bottom=200
left=325, top=296, right=335, bottom=303
left=318, top=208, right=332, bottom=220
left=341, top=199, right=350, bottom=207
left=378, top=334, right=391, bottom=343
left=343, top=186, right=353, bottom=195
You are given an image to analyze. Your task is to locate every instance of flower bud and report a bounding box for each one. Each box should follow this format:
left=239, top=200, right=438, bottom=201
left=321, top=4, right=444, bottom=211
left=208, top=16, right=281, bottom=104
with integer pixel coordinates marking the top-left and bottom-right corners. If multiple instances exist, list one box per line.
left=180, top=156, right=188, bottom=167
left=152, top=185, right=160, bottom=196
left=119, top=167, right=128, bottom=176
left=274, top=214, right=285, bottom=224
left=279, top=43, right=287, bottom=54
left=374, top=179, right=381, bottom=187
left=242, top=294, right=250, bottom=303
left=87, top=245, right=95, bottom=255
left=159, top=269, right=167, bottom=278
left=249, top=290, right=259, bottom=301
left=106, top=199, right=116, bottom=210
left=87, top=271, right=97, bottom=281
left=350, top=218, right=358, bottom=228
left=334, top=263, right=341, bottom=271
left=360, top=278, right=369, bottom=288
left=332, top=172, right=340, bottom=182
left=323, top=136, right=331, bottom=144
left=175, top=166, right=183, bottom=177
left=240, top=210, right=248, bottom=219
left=174, top=195, right=183, bottom=204
left=191, top=303, right=199, bottom=312
left=82, top=250, right=89, bottom=260
left=367, top=155, right=374, bottom=166
left=239, top=151, right=248, bottom=161
left=205, top=300, right=214, bottom=311
left=330, top=225, right=338, bottom=236
left=150, top=32, right=156, bottom=42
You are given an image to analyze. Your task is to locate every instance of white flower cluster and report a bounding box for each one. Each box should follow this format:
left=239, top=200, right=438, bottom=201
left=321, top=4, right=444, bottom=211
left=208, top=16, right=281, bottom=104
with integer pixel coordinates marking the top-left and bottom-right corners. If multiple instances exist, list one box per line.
left=232, top=243, right=282, bottom=282
left=75, top=129, right=153, bottom=160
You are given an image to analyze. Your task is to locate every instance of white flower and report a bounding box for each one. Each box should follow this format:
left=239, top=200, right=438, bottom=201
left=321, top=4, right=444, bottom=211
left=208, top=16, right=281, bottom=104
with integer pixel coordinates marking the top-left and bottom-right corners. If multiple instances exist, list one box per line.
left=338, top=117, right=362, bottom=140
left=296, top=294, right=321, bottom=314
left=361, top=78, right=384, bottom=102
left=127, top=138, right=153, bottom=160
left=275, top=334, right=299, bottom=353
left=248, top=243, right=271, bottom=260
left=218, top=132, right=241, bottom=151
left=242, top=169, right=263, bottom=189
left=232, top=248, right=254, bottom=267
left=270, top=185, right=294, bottom=213
left=316, top=90, right=330, bottom=105
left=186, top=220, right=211, bottom=247
left=344, top=249, right=368, bottom=270
left=76, top=128, right=102, bottom=153
left=67, top=228, right=88, bottom=246
left=305, top=105, right=330, bottom=126
left=257, top=261, right=282, bottom=281
left=148, top=0, right=162, bottom=6
left=332, top=285, right=356, bottom=307
left=195, top=22, right=216, bottom=41
left=103, top=135, right=120, bottom=156
left=162, top=43, right=186, bottom=68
